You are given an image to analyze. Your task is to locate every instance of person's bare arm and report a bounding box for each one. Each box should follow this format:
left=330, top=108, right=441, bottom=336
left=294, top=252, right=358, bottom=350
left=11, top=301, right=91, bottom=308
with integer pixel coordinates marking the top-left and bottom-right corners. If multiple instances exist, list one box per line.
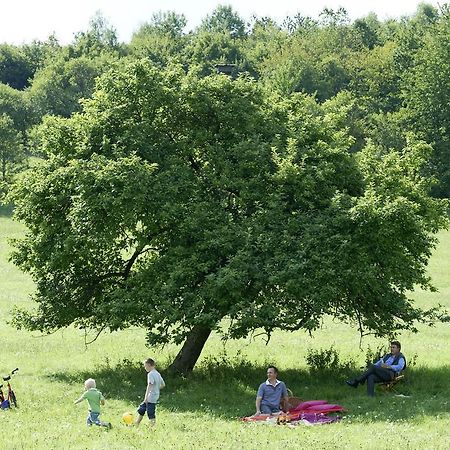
left=144, top=382, right=153, bottom=403
left=255, top=396, right=262, bottom=414
left=74, top=395, right=84, bottom=405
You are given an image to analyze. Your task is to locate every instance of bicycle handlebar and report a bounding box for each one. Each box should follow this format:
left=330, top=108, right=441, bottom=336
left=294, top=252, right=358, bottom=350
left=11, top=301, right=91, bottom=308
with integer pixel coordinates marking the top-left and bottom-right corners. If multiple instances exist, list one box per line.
left=2, top=368, right=19, bottom=381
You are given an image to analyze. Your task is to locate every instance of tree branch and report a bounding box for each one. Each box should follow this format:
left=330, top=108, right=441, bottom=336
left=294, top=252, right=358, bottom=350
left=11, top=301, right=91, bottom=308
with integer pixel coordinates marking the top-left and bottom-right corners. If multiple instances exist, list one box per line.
left=96, top=245, right=156, bottom=282
left=84, top=324, right=108, bottom=346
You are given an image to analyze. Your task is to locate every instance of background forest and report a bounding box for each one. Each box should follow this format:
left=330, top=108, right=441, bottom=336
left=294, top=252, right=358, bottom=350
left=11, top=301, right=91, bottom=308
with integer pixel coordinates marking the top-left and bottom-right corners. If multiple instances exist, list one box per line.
left=2, top=3, right=450, bottom=198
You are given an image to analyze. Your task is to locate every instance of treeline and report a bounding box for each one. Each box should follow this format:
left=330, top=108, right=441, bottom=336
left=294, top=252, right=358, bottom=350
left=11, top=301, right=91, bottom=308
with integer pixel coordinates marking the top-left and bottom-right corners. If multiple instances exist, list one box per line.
left=1, top=4, right=450, bottom=196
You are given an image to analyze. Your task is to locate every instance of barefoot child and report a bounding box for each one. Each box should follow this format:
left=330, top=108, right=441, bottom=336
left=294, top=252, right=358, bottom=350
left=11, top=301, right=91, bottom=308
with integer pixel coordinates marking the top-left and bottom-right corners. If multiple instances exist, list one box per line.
left=135, top=358, right=165, bottom=427
left=74, top=378, right=111, bottom=428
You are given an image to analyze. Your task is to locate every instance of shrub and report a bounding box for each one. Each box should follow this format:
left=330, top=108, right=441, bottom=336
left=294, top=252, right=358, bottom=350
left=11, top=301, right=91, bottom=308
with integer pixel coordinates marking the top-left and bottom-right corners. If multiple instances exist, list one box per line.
left=306, top=346, right=355, bottom=373
left=364, top=344, right=386, bottom=368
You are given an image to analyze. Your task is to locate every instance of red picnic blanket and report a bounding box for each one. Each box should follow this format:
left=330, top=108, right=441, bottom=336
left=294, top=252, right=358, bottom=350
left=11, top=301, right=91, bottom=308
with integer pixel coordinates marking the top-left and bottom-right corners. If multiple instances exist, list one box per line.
left=287, top=400, right=344, bottom=421
left=242, top=400, right=345, bottom=422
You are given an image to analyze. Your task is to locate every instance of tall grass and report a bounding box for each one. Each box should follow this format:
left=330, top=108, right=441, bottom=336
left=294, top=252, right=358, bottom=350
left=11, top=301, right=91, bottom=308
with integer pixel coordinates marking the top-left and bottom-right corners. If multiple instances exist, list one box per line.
left=1, top=212, right=449, bottom=449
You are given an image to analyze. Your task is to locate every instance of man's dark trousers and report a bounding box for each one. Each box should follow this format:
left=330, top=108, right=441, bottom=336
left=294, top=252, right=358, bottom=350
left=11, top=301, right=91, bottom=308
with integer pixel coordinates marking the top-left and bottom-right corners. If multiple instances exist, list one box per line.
left=356, top=365, right=394, bottom=396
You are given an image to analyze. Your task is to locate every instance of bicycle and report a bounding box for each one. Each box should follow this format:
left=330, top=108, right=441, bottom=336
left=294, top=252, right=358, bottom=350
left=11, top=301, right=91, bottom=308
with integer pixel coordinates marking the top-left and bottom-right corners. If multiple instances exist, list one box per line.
left=0, top=368, right=19, bottom=409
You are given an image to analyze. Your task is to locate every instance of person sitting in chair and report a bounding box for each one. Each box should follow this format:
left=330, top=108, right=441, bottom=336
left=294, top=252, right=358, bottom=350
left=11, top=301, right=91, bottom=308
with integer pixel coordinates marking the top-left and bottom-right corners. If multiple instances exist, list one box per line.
left=255, top=366, right=289, bottom=415
left=346, top=341, right=406, bottom=396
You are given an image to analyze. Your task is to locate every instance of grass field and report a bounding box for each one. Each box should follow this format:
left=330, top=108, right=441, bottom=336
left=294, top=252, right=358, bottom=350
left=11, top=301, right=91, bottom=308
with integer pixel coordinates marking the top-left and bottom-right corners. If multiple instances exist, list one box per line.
left=1, top=207, right=449, bottom=449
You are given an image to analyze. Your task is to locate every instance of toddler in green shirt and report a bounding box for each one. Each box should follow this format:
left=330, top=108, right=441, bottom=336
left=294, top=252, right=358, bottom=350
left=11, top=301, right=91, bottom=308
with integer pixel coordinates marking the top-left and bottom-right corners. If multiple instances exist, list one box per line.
left=74, top=378, right=111, bottom=428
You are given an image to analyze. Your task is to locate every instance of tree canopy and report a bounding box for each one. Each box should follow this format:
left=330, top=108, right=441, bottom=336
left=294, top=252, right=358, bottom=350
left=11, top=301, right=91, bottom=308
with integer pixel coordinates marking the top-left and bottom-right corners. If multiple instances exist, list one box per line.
left=8, top=60, right=448, bottom=373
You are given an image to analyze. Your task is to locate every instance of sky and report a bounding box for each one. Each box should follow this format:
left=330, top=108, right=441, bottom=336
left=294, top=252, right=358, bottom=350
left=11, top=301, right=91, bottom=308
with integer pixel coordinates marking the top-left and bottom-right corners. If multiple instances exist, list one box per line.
left=1, top=0, right=440, bottom=45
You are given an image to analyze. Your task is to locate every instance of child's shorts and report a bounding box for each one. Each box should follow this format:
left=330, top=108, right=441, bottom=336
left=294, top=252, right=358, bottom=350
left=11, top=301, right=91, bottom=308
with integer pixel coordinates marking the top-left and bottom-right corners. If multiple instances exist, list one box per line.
left=86, top=411, right=111, bottom=428
left=137, top=402, right=156, bottom=419
left=86, top=411, right=101, bottom=425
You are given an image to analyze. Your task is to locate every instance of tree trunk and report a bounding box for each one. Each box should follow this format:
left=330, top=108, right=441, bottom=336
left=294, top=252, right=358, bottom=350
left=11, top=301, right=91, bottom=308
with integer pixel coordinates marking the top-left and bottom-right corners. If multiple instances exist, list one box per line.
left=168, top=325, right=212, bottom=374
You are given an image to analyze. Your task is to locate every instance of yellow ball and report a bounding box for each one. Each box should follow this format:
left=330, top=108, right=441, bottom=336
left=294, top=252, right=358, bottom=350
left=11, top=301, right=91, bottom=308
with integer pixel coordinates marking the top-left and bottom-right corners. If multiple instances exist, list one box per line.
left=122, top=412, right=134, bottom=425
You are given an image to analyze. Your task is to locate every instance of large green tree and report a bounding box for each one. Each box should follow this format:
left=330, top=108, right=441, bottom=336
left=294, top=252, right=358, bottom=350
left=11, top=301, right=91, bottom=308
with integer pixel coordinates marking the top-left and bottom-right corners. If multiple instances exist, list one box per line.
left=8, top=60, right=447, bottom=373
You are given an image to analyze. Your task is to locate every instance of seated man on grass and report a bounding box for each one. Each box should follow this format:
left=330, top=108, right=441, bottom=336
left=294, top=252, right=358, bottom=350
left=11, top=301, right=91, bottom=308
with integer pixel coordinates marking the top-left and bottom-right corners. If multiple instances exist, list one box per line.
left=346, top=340, right=406, bottom=396
left=255, top=365, right=289, bottom=415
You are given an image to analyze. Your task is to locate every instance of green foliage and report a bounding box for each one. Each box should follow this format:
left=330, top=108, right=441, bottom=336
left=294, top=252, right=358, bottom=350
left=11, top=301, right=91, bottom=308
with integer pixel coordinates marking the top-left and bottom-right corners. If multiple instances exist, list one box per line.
left=0, top=38, right=62, bottom=91
left=199, top=5, right=247, bottom=38
left=0, top=82, right=32, bottom=132
left=282, top=13, right=318, bottom=34
left=0, top=44, right=34, bottom=90
left=349, top=41, right=401, bottom=113
left=0, top=113, right=24, bottom=194
left=129, top=12, right=187, bottom=66
left=353, top=13, right=382, bottom=49
left=70, top=12, right=123, bottom=58
left=306, top=346, right=355, bottom=373
left=186, top=5, right=248, bottom=75
left=185, top=31, right=246, bottom=76
left=7, top=58, right=448, bottom=372
left=21, top=35, right=63, bottom=73
left=258, top=18, right=362, bottom=99
left=362, top=109, right=409, bottom=152
left=2, top=2, right=450, bottom=200
left=9, top=152, right=156, bottom=331
left=348, top=139, right=448, bottom=334
left=26, top=55, right=116, bottom=118
left=402, top=15, right=450, bottom=196
left=319, top=7, right=351, bottom=27
left=244, top=18, right=287, bottom=75
left=364, top=343, right=386, bottom=367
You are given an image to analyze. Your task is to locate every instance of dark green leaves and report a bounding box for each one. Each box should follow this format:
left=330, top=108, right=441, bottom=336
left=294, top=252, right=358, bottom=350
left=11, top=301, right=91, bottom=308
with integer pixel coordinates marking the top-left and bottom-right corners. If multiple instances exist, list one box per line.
left=8, top=60, right=448, bottom=364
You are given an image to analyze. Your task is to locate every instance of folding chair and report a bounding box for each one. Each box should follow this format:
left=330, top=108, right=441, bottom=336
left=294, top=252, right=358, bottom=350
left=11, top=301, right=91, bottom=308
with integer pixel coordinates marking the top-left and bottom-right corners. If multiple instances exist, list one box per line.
left=378, top=374, right=405, bottom=394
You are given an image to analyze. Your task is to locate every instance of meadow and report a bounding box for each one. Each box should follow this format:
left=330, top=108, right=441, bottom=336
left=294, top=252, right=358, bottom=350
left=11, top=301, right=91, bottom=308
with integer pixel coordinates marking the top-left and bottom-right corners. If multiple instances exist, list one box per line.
left=0, top=206, right=449, bottom=449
